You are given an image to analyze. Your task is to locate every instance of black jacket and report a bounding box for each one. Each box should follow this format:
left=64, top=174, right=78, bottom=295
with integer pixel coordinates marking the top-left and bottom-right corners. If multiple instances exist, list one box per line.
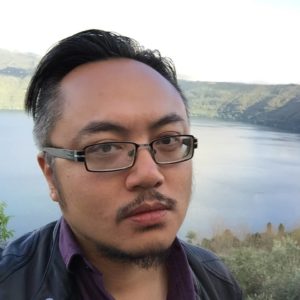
left=0, top=221, right=243, bottom=299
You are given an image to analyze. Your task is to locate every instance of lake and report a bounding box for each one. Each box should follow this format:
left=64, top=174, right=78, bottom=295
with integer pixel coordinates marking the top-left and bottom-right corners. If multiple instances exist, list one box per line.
left=1, top=111, right=300, bottom=240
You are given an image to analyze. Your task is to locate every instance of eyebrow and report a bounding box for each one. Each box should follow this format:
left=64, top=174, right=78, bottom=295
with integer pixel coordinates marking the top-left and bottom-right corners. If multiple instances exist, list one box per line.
left=149, top=113, right=185, bottom=130
left=72, top=121, right=129, bottom=145
left=72, top=113, right=185, bottom=146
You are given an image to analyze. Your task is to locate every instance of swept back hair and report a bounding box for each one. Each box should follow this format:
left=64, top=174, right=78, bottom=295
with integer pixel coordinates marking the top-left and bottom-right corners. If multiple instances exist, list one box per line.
left=25, top=29, right=187, bottom=149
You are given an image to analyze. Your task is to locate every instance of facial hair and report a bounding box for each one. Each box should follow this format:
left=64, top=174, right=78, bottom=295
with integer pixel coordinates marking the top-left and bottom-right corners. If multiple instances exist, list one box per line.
left=91, top=189, right=176, bottom=268
left=93, top=239, right=172, bottom=269
left=52, top=167, right=177, bottom=269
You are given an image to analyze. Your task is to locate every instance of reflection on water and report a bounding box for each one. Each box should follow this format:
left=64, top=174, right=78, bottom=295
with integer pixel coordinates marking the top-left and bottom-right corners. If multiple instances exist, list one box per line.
left=1, top=112, right=300, bottom=240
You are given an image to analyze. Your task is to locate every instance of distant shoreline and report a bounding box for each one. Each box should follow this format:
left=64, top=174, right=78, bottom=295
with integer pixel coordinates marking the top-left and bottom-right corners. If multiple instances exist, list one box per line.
left=0, top=107, right=23, bottom=111
left=1, top=109, right=300, bottom=134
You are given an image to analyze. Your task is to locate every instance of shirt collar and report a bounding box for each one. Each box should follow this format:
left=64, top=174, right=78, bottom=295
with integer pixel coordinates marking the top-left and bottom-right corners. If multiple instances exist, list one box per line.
left=167, top=238, right=197, bottom=300
left=59, top=218, right=84, bottom=270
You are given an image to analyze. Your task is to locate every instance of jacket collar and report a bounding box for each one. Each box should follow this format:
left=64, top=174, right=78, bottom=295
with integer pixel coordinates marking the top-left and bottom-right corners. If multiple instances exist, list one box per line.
left=33, top=221, right=81, bottom=300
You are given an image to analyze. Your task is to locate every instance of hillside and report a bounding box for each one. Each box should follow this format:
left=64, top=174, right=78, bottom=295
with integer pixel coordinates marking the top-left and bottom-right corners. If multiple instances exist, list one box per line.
left=0, top=49, right=300, bottom=133
left=180, top=80, right=300, bottom=133
left=0, top=49, right=40, bottom=109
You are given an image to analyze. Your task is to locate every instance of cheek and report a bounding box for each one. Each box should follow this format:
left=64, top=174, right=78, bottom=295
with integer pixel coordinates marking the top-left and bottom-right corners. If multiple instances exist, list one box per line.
left=56, top=166, right=123, bottom=217
left=175, top=161, right=192, bottom=189
left=166, top=161, right=192, bottom=206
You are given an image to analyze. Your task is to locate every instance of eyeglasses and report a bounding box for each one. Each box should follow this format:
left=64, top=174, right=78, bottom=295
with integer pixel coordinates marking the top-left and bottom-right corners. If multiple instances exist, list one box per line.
left=43, top=135, right=197, bottom=172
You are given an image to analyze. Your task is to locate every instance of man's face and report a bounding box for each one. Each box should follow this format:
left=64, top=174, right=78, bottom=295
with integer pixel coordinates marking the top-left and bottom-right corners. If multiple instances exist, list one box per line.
left=40, top=58, right=192, bottom=259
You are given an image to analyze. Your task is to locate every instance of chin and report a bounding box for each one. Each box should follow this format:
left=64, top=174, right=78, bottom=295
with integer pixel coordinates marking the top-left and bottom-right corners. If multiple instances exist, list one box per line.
left=95, top=239, right=173, bottom=269
left=131, top=223, right=177, bottom=249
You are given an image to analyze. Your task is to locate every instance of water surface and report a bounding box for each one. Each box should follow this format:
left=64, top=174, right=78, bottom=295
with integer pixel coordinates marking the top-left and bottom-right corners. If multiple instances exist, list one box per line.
left=1, top=111, right=300, bottom=240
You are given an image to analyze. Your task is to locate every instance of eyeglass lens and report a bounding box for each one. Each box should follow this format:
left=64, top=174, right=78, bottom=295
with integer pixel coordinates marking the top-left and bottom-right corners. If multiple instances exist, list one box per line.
left=84, top=136, right=194, bottom=171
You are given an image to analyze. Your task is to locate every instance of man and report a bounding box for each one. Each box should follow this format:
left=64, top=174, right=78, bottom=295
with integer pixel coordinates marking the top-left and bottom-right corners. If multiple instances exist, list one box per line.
left=0, top=29, right=242, bottom=299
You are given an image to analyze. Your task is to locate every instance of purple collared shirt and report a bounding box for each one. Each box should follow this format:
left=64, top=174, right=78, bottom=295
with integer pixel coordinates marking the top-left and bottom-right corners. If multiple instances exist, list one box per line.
left=59, top=219, right=197, bottom=300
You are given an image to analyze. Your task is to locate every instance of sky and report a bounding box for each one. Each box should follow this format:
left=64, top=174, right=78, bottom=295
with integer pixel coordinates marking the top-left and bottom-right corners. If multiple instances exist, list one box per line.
left=1, top=0, right=300, bottom=84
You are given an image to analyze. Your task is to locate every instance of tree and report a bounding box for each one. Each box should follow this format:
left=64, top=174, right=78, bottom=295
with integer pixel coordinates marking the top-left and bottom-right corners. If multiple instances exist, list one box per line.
left=0, top=201, right=14, bottom=246
left=200, top=229, right=240, bottom=253
left=186, top=230, right=198, bottom=245
left=266, top=222, right=273, bottom=235
left=278, top=223, right=285, bottom=238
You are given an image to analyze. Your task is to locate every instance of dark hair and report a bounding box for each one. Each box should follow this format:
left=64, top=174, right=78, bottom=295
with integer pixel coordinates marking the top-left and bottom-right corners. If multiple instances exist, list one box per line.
left=25, top=29, right=187, bottom=149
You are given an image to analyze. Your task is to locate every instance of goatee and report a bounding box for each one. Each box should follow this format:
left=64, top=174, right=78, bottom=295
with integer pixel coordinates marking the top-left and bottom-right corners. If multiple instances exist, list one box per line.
left=94, top=241, right=172, bottom=269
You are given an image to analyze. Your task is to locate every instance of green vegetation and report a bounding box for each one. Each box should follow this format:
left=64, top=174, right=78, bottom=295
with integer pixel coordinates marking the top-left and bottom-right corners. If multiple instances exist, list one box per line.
left=1, top=48, right=300, bottom=132
left=0, top=74, right=31, bottom=109
left=186, top=223, right=300, bottom=299
left=0, top=202, right=14, bottom=247
left=180, top=80, right=300, bottom=133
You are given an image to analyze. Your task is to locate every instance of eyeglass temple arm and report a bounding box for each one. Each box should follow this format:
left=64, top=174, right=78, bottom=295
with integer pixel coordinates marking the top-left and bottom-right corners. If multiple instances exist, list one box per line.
left=182, top=137, right=198, bottom=149
left=43, top=147, right=85, bottom=162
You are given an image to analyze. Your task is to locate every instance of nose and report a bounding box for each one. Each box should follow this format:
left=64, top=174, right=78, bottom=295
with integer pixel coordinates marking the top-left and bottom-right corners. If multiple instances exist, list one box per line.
left=125, top=146, right=164, bottom=190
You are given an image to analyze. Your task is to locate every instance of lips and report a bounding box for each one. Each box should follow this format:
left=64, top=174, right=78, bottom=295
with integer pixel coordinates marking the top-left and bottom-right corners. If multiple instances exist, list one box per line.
left=127, top=203, right=168, bottom=216
left=116, top=190, right=177, bottom=225
left=125, top=202, right=170, bottom=225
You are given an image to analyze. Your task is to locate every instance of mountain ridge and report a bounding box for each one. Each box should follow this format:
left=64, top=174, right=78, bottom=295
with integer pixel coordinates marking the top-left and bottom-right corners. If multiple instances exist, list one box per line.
left=1, top=49, right=299, bottom=133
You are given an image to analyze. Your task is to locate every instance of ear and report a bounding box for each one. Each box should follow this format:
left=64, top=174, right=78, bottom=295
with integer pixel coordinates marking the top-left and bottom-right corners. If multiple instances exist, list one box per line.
left=37, top=153, right=60, bottom=202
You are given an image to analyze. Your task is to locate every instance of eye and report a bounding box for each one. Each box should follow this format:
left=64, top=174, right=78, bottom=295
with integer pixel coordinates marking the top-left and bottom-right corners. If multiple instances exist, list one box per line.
left=99, top=144, right=114, bottom=153
left=154, top=136, right=181, bottom=151
left=86, top=142, right=123, bottom=156
left=159, top=136, right=180, bottom=145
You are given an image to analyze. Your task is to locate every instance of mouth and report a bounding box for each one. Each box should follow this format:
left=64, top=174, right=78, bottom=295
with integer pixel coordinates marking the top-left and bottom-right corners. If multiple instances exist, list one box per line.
left=124, top=202, right=171, bottom=226
left=116, top=190, right=177, bottom=226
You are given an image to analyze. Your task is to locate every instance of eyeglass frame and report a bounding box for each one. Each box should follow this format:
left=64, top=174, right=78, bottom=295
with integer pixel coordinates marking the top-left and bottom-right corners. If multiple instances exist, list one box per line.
left=42, top=134, right=198, bottom=172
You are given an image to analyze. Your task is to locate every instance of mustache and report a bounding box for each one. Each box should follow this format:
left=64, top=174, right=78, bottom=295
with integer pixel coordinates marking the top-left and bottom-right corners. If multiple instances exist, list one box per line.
left=116, top=190, right=176, bottom=224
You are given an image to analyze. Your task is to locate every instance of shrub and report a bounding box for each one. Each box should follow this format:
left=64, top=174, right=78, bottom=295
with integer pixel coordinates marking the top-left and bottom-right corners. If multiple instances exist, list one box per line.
left=222, top=237, right=300, bottom=299
left=0, top=201, right=14, bottom=247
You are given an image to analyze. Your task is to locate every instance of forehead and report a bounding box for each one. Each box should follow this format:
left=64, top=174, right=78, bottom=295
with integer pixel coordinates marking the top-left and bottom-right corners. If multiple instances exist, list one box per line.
left=53, top=59, right=188, bottom=145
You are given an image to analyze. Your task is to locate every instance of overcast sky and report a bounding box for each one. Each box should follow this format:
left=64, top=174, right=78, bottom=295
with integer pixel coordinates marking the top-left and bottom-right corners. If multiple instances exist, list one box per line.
left=1, top=0, right=300, bottom=84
